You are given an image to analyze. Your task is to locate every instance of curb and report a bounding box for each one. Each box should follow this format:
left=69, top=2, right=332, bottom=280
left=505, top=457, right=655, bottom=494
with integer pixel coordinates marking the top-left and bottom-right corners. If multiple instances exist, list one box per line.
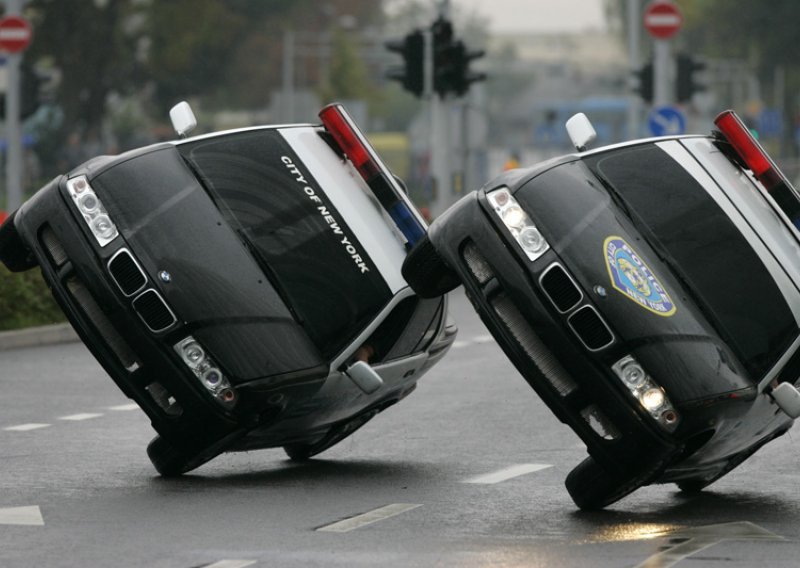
left=0, top=323, right=79, bottom=351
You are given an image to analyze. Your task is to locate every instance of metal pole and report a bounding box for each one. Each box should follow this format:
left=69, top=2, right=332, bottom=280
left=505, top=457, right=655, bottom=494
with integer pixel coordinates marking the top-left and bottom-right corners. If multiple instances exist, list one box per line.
left=5, top=0, right=24, bottom=212
left=626, top=0, right=642, bottom=139
left=282, top=29, right=295, bottom=122
left=653, top=38, right=671, bottom=107
left=430, top=0, right=451, bottom=217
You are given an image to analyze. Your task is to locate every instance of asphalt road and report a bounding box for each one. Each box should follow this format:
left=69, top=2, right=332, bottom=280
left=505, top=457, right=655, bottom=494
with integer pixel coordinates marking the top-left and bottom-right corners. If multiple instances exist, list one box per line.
left=1, top=289, right=799, bottom=567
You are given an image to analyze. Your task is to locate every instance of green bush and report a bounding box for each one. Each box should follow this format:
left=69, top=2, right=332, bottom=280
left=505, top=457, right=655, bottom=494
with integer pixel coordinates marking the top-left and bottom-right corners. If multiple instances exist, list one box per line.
left=0, top=264, right=65, bottom=331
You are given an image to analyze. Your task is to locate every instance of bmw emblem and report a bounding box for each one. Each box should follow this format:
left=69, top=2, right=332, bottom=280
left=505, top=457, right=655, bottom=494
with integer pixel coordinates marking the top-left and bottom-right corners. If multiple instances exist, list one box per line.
left=159, top=270, right=172, bottom=283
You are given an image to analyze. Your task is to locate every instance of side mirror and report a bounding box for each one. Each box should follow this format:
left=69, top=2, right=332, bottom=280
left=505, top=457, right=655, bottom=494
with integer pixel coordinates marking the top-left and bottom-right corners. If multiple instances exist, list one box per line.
left=566, top=113, right=597, bottom=152
left=771, top=382, right=800, bottom=419
left=169, top=101, right=197, bottom=138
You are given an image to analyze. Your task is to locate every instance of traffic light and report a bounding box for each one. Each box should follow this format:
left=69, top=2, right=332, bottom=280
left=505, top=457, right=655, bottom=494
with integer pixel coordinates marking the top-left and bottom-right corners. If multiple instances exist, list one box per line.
left=676, top=54, right=706, bottom=103
left=432, top=17, right=485, bottom=97
left=0, top=60, right=45, bottom=120
left=632, top=61, right=654, bottom=104
left=385, top=30, right=425, bottom=97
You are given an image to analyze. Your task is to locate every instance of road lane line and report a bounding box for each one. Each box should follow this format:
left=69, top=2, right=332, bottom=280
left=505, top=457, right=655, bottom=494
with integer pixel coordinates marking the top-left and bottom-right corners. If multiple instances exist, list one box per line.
left=204, top=560, right=256, bottom=568
left=0, top=505, right=44, bottom=526
left=473, top=334, right=495, bottom=344
left=59, top=413, right=104, bottom=421
left=108, top=403, right=139, bottom=411
left=317, top=503, right=422, bottom=533
left=452, top=340, right=469, bottom=349
left=464, top=463, right=553, bottom=484
left=4, top=423, right=51, bottom=432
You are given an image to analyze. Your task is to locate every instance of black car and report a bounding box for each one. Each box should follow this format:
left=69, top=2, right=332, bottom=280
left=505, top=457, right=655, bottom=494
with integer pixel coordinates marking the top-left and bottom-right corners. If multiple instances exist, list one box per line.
left=402, top=110, right=800, bottom=509
left=0, top=103, right=456, bottom=475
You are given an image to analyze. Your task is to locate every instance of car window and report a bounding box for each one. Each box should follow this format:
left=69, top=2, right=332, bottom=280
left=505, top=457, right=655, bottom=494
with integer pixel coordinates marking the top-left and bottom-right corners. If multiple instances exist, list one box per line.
left=178, top=129, right=392, bottom=358
left=587, top=144, right=799, bottom=380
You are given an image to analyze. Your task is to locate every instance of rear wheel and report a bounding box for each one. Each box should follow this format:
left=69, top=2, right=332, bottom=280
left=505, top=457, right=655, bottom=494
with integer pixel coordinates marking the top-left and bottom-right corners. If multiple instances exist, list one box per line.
left=565, top=456, right=647, bottom=510
left=283, top=409, right=379, bottom=462
left=147, top=431, right=239, bottom=477
left=0, top=211, right=37, bottom=272
left=401, top=233, right=460, bottom=298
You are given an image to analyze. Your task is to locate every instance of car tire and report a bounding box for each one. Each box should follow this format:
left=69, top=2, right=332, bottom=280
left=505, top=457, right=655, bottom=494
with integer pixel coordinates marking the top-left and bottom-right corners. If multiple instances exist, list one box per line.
left=0, top=211, right=37, bottom=272
left=565, top=456, right=646, bottom=510
left=283, top=409, right=379, bottom=462
left=401, top=233, right=460, bottom=298
left=146, top=435, right=197, bottom=477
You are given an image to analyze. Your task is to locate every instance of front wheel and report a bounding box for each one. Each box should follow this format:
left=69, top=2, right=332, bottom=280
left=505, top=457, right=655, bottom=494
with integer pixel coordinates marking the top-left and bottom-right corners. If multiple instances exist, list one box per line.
left=401, top=233, right=460, bottom=298
left=565, top=457, right=646, bottom=510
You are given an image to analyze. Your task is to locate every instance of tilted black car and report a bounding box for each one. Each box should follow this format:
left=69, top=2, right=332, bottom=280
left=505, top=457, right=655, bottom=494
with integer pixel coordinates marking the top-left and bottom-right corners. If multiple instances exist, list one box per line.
left=0, top=103, right=456, bottom=475
left=403, top=110, right=800, bottom=509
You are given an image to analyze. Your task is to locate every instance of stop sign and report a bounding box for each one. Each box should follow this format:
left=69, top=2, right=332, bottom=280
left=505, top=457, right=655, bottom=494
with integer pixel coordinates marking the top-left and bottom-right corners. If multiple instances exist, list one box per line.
left=0, top=16, right=32, bottom=53
left=643, top=1, right=682, bottom=40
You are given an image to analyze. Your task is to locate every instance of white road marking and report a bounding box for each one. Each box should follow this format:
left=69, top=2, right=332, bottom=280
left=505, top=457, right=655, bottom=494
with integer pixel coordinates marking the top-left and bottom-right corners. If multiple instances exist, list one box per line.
left=4, top=423, right=50, bottom=432
left=204, top=560, right=256, bottom=568
left=108, top=403, right=139, bottom=411
left=452, top=340, right=469, bottom=348
left=59, top=413, right=104, bottom=421
left=464, top=463, right=553, bottom=484
left=473, top=334, right=495, bottom=343
left=317, top=503, right=422, bottom=533
left=0, top=506, right=44, bottom=526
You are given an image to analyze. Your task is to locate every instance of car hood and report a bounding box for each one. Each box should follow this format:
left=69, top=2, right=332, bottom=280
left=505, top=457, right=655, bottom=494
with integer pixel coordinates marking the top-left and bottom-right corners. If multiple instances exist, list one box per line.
left=514, top=160, right=752, bottom=402
left=90, top=145, right=324, bottom=382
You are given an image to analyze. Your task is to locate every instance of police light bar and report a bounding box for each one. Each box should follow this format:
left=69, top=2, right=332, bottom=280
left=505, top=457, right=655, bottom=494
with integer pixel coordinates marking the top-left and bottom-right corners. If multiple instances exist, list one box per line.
left=319, top=103, right=426, bottom=247
left=715, top=110, right=800, bottom=228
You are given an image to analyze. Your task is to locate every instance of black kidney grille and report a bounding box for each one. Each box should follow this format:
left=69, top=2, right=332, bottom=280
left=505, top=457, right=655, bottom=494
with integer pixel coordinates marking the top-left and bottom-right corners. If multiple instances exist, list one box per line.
left=132, top=289, right=176, bottom=333
left=568, top=306, right=614, bottom=351
left=108, top=249, right=147, bottom=296
left=539, top=263, right=582, bottom=313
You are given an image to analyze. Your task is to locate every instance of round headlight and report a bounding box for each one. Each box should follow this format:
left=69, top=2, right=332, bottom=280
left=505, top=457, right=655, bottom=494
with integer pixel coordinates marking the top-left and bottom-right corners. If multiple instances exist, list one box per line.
left=181, top=341, right=205, bottom=367
left=620, top=360, right=648, bottom=388
left=202, top=367, right=223, bottom=389
left=518, top=226, right=547, bottom=255
left=641, top=388, right=666, bottom=411
left=502, top=206, right=526, bottom=229
left=78, top=193, right=99, bottom=213
left=91, top=215, right=116, bottom=239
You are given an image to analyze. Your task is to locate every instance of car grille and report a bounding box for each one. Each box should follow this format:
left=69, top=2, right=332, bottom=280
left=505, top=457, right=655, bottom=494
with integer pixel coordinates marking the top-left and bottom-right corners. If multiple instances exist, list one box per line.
left=107, top=248, right=147, bottom=297
left=568, top=306, right=614, bottom=351
left=491, top=292, right=577, bottom=396
left=539, top=263, right=582, bottom=313
left=66, top=277, right=140, bottom=372
left=132, top=289, right=177, bottom=333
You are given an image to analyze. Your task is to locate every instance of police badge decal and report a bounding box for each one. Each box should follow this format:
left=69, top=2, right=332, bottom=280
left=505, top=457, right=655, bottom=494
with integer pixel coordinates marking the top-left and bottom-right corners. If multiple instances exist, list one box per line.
left=604, top=236, right=676, bottom=317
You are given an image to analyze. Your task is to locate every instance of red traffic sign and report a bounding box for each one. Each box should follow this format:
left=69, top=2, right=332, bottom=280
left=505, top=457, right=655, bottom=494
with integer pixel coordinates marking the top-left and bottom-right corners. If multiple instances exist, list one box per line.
left=0, top=16, right=32, bottom=53
left=643, top=1, right=682, bottom=40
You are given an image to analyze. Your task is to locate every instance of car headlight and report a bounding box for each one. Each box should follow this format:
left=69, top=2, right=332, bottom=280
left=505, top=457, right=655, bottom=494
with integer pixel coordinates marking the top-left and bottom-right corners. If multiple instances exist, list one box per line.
left=612, top=355, right=679, bottom=431
left=174, top=336, right=237, bottom=408
left=486, top=187, right=550, bottom=261
left=66, top=176, right=119, bottom=247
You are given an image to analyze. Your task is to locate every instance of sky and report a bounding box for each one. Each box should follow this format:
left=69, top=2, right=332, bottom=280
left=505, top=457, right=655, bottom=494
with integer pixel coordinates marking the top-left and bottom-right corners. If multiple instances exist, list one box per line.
left=450, top=0, right=607, bottom=34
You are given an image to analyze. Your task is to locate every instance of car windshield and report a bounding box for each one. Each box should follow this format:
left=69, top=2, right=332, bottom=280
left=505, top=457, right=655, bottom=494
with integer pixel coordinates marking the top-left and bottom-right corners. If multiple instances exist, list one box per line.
left=587, top=144, right=799, bottom=380
left=178, top=129, right=392, bottom=358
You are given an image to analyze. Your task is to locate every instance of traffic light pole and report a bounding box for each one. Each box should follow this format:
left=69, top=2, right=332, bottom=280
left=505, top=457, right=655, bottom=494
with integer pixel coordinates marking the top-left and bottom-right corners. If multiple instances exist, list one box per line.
left=5, top=0, right=24, bottom=212
left=653, top=38, right=672, bottom=107
left=429, top=1, right=451, bottom=218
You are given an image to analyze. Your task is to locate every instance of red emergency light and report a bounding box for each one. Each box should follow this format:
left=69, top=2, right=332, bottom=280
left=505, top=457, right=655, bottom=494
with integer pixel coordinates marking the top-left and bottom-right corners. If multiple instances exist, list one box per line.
left=714, top=109, right=800, bottom=227
left=319, top=103, right=426, bottom=247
